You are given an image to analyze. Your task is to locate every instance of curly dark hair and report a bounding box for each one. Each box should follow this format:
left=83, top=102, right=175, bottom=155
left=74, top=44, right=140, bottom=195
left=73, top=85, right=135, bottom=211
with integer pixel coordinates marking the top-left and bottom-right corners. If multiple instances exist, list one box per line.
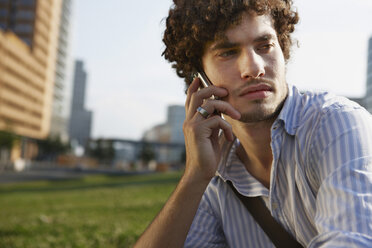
left=162, top=0, right=299, bottom=88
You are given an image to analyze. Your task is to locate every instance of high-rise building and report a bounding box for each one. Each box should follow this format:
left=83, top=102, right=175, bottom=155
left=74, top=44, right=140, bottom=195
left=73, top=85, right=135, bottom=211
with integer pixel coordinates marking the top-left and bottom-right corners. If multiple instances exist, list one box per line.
left=143, top=105, right=185, bottom=144
left=142, top=105, right=185, bottom=164
left=0, top=0, right=62, bottom=160
left=50, top=0, right=73, bottom=142
left=69, top=60, right=92, bottom=148
left=0, top=0, right=36, bottom=46
left=167, top=105, right=185, bottom=143
left=366, top=36, right=372, bottom=113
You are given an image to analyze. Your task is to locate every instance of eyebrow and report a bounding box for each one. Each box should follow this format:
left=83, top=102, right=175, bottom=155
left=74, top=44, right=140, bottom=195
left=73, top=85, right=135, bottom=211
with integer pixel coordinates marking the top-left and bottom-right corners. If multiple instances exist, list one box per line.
left=254, top=34, right=274, bottom=43
left=209, top=33, right=275, bottom=51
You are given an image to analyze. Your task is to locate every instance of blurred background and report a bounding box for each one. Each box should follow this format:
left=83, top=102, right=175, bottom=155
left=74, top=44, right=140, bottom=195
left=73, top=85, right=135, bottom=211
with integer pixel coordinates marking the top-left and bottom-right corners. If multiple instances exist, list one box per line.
left=0, top=0, right=372, bottom=247
left=0, top=0, right=372, bottom=171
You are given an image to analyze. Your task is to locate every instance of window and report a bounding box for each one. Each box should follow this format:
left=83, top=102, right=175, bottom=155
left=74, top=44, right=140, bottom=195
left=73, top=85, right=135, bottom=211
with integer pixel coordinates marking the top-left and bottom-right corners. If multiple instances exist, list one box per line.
left=16, top=10, right=34, bottom=19
left=0, top=9, right=7, bottom=17
left=21, top=37, right=32, bottom=46
left=14, top=23, right=32, bottom=32
left=17, top=0, right=35, bottom=6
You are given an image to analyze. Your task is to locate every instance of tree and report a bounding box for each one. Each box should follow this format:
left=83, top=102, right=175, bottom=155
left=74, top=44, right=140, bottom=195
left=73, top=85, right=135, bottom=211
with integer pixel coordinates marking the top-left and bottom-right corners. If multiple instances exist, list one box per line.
left=139, top=141, right=155, bottom=164
left=0, top=130, right=18, bottom=161
left=180, top=147, right=186, bottom=164
left=86, top=139, right=115, bottom=165
left=0, top=130, right=17, bottom=150
left=36, top=136, right=70, bottom=161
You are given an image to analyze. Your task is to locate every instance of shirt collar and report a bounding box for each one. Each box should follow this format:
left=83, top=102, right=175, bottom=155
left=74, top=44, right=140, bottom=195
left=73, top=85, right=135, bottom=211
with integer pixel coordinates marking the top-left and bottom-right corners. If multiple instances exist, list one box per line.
left=276, top=84, right=302, bottom=136
left=216, top=139, right=269, bottom=197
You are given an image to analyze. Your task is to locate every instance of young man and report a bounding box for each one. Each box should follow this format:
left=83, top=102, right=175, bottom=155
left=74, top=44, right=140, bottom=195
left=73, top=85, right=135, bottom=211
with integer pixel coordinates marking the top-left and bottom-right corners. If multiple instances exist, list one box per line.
left=135, top=0, right=372, bottom=247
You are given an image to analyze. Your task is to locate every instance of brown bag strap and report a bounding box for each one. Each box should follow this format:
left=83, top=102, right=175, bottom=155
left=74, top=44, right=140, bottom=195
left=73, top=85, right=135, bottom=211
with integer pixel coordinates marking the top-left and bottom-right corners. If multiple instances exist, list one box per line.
left=226, top=181, right=303, bottom=248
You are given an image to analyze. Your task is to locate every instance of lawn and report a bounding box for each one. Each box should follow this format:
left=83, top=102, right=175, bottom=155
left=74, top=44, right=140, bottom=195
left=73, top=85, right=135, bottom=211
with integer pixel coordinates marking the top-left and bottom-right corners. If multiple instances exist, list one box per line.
left=0, top=171, right=182, bottom=248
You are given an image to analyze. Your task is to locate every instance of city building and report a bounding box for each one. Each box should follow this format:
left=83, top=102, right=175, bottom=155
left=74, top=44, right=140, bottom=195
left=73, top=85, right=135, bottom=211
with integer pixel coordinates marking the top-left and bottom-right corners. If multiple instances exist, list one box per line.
left=167, top=105, right=185, bottom=144
left=142, top=104, right=185, bottom=164
left=50, top=0, right=73, bottom=142
left=143, top=105, right=185, bottom=144
left=0, top=0, right=63, bottom=160
left=366, top=36, right=372, bottom=113
left=68, top=60, right=92, bottom=149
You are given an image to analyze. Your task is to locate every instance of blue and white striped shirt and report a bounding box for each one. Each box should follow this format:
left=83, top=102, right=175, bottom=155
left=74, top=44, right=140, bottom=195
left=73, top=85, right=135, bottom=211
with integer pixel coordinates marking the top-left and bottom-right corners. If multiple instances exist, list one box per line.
left=184, top=85, right=372, bottom=247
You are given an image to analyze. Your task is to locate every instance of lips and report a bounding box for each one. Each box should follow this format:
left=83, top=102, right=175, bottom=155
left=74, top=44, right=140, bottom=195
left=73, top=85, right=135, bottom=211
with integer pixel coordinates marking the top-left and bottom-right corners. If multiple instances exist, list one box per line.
left=239, top=84, right=273, bottom=96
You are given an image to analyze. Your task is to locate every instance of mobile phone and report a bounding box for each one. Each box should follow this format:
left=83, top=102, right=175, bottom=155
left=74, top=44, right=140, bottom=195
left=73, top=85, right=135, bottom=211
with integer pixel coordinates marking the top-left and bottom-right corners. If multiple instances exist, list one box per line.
left=194, top=71, right=219, bottom=100
left=194, top=72, right=225, bottom=134
left=195, top=71, right=213, bottom=88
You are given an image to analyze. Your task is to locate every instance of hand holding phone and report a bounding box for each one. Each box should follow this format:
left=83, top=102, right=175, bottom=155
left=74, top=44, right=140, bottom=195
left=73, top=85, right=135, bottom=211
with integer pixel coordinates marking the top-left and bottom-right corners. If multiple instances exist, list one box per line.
left=193, top=71, right=220, bottom=100
left=182, top=70, right=240, bottom=182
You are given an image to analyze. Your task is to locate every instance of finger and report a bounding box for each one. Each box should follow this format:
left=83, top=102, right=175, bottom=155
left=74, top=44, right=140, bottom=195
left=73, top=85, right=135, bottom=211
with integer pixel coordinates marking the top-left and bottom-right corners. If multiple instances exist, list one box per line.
left=185, top=77, right=201, bottom=110
left=194, top=105, right=212, bottom=120
left=195, top=99, right=241, bottom=121
left=188, top=87, right=228, bottom=116
left=195, top=86, right=229, bottom=100
left=203, top=116, right=234, bottom=141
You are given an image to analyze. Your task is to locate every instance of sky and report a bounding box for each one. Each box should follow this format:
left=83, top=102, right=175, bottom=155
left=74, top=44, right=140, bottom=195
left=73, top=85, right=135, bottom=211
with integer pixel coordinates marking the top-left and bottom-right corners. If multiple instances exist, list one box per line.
left=71, top=0, right=372, bottom=141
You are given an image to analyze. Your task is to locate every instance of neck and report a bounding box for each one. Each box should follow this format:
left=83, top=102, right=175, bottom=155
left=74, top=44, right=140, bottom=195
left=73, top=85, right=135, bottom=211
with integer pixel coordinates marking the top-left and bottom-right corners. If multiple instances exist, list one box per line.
left=225, top=116, right=275, bottom=188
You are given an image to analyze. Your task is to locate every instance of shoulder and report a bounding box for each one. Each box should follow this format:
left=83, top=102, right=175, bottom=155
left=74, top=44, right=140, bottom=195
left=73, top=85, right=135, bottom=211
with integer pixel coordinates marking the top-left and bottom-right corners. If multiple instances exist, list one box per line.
left=278, top=86, right=370, bottom=136
left=203, top=176, right=237, bottom=207
left=289, top=88, right=372, bottom=181
left=192, top=176, right=230, bottom=222
left=299, top=90, right=371, bottom=135
left=285, top=86, right=371, bottom=135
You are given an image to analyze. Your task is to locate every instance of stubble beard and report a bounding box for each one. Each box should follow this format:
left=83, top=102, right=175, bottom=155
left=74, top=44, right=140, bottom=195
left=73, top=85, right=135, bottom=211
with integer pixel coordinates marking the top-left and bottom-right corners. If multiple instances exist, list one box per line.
left=239, top=100, right=283, bottom=123
left=238, top=88, right=288, bottom=123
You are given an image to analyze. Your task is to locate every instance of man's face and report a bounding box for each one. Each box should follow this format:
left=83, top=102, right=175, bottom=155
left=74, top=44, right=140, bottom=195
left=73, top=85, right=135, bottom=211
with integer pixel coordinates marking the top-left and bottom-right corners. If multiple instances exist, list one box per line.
left=202, top=12, right=288, bottom=123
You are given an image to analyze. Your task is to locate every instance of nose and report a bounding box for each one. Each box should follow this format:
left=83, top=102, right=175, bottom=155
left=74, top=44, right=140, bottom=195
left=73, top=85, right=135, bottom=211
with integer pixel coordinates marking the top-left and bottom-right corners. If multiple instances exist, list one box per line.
left=239, top=49, right=265, bottom=79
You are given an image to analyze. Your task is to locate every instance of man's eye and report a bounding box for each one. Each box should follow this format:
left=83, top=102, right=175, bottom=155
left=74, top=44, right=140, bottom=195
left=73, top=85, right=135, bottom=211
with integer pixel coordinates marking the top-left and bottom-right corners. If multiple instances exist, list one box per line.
left=258, top=43, right=274, bottom=52
left=218, top=50, right=236, bottom=57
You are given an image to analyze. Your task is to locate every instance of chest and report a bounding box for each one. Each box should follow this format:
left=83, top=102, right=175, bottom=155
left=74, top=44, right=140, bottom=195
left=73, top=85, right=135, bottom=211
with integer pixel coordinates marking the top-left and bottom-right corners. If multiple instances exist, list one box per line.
left=220, top=134, right=320, bottom=246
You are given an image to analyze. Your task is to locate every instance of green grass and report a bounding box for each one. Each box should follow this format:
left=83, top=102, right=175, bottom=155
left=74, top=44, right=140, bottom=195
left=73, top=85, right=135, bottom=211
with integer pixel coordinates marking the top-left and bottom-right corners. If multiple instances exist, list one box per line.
left=0, top=171, right=182, bottom=248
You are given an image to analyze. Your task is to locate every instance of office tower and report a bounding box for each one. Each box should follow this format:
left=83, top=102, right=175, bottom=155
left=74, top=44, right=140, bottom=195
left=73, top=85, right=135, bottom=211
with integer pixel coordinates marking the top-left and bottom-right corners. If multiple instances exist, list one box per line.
left=0, top=0, right=62, bottom=159
left=0, top=0, right=36, bottom=46
left=366, top=36, right=372, bottom=113
left=143, top=105, right=185, bottom=144
left=142, top=105, right=185, bottom=164
left=167, top=105, right=185, bottom=143
left=50, top=0, right=73, bottom=142
left=69, top=60, right=92, bottom=148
